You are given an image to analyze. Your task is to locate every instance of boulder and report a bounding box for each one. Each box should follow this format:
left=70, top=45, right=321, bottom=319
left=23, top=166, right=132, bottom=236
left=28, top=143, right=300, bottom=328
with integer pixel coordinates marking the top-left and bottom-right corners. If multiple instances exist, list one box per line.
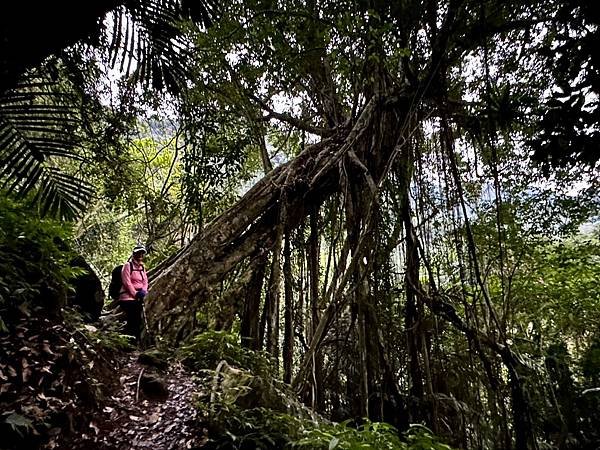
left=140, top=372, right=169, bottom=402
left=68, top=256, right=104, bottom=322
left=138, top=348, right=169, bottom=370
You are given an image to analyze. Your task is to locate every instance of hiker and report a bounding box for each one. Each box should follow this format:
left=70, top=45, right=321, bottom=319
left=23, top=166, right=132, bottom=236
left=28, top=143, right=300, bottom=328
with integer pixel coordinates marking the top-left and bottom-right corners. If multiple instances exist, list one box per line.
left=118, top=245, right=148, bottom=342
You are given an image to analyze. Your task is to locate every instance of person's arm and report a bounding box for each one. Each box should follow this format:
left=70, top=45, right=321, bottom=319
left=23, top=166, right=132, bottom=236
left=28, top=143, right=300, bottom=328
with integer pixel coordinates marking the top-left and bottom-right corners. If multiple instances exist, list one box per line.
left=142, top=273, right=149, bottom=293
left=121, top=262, right=137, bottom=298
left=141, top=265, right=149, bottom=292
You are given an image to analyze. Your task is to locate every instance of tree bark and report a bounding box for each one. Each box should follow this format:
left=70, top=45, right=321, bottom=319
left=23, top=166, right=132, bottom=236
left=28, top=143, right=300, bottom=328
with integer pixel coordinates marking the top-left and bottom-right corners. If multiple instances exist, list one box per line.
left=400, top=153, right=425, bottom=419
left=283, top=233, right=294, bottom=384
left=307, top=207, right=324, bottom=409
left=240, top=252, right=268, bottom=350
left=265, top=204, right=285, bottom=359
left=147, top=96, right=385, bottom=343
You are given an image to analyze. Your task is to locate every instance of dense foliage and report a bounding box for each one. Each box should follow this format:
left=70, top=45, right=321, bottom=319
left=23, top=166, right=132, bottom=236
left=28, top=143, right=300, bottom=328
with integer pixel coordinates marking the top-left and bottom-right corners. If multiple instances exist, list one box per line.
left=186, top=331, right=454, bottom=450
left=0, top=193, right=79, bottom=324
left=0, top=1, right=599, bottom=449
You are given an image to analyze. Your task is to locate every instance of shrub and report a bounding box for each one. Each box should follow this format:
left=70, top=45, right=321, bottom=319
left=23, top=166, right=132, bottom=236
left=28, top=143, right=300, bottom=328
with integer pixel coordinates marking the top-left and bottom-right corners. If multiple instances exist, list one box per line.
left=184, top=332, right=454, bottom=450
left=180, top=330, right=274, bottom=377
left=204, top=404, right=453, bottom=450
left=295, top=422, right=453, bottom=450
left=187, top=334, right=454, bottom=450
left=0, top=193, right=81, bottom=324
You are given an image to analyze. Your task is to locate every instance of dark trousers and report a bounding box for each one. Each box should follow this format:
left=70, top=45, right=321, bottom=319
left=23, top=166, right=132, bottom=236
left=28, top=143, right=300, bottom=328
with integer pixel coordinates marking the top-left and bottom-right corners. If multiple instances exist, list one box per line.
left=119, top=299, right=143, bottom=341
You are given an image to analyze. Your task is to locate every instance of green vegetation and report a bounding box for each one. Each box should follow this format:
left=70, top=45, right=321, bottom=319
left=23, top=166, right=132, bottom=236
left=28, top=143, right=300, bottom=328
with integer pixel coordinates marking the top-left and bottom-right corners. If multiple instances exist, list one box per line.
left=0, top=193, right=80, bottom=323
left=181, top=330, right=275, bottom=377
left=205, top=408, right=453, bottom=450
left=188, top=331, right=454, bottom=450
left=1, top=1, right=600, bottom=449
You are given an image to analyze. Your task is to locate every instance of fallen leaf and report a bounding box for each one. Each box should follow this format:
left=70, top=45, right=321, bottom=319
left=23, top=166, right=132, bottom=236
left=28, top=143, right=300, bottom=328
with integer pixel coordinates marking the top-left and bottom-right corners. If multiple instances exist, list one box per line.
left=23, top=405, right=45, bottom=420
left=42, top=343, right=55, bottom=355
left=22, top=367, right=32, bottom=382
left=4, top=412, right=33, bottom=432
left=89, top=421, right=100, bottom=434
left=83, top=325, right=98, bottom=333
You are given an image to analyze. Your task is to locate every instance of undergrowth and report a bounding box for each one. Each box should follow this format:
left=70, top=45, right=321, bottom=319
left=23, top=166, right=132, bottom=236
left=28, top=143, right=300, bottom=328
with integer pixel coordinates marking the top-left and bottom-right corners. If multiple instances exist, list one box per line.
left=180, top=330, right=274, bottom=377
left=203, top=402, right=454, bottom=450
left=0, top=193, right=81, bottom=327
left=0, top=309, right=122, bottom=450
left=185, top=331, right=454, bottom=450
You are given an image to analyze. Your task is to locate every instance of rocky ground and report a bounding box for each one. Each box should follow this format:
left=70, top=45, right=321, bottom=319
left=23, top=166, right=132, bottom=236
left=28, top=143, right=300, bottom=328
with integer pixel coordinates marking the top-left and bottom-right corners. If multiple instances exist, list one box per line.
left=54, top=351, right=208, bottom=450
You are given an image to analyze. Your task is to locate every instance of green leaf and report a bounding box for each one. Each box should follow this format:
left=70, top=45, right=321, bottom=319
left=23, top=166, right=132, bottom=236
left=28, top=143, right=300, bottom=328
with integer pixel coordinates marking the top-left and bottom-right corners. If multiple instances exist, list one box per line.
left=329, top=436, right=340, bottom=450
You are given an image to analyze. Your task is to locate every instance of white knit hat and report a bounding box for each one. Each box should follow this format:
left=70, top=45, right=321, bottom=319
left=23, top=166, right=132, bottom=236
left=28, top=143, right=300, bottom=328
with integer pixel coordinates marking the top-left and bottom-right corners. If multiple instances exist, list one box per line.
left=132, top=244, right=147, bottom=254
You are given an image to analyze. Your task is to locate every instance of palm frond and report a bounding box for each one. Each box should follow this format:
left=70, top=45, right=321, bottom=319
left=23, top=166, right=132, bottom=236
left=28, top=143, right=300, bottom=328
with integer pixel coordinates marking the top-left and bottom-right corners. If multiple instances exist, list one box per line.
left=0, top=77, right=93, bottom=219
left=34, top=168, right=95, bottom=221
left=106, top=0, right=220, bottom=94
left=0, top=0, right=220, bottom=219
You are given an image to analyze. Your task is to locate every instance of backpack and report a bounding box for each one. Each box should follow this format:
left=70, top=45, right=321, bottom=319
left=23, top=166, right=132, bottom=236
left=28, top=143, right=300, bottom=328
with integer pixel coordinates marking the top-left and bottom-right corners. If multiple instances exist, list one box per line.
left=108, top=261, right=146, bottom=300
left=108, top=262, right=131, bottom=300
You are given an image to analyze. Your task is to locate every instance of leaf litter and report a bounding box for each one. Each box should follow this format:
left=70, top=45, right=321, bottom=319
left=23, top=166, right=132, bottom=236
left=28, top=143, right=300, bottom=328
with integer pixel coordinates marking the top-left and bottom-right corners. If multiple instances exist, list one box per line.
left=56, top=351, right=207, bottom=450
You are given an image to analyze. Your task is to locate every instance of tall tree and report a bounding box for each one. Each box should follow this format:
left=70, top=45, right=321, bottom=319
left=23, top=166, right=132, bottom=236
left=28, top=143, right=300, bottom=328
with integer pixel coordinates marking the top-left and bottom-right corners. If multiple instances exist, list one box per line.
left=144, top=1, right=599, bottom=448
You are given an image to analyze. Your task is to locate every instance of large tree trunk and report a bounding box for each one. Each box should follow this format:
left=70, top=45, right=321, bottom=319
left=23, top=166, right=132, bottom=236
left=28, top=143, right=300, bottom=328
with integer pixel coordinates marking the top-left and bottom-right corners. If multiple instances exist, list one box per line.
left=240, top=251, right=267, bottom=350
left=146, top=85, right=537, bottom=449
left=147, top=95, right=394, bottom=343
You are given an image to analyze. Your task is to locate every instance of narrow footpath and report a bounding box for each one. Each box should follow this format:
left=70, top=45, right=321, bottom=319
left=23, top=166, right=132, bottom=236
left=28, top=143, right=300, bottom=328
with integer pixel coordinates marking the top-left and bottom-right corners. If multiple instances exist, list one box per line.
left=58, top=351, right=208, bottom=450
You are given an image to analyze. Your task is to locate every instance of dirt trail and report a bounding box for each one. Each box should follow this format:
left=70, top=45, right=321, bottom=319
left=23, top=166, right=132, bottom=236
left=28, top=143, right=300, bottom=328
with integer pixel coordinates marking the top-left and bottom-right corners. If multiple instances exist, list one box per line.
left=59, top=351, right=207, bottom=450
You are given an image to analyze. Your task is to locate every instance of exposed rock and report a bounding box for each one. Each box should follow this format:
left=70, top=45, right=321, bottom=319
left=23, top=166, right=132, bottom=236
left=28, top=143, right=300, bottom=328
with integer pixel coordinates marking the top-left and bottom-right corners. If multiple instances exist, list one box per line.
left=140, top=372, right=169, bottom=402
left=68, top=256, right=105, bottom=322
left=137, top=348, right=168, bottom=371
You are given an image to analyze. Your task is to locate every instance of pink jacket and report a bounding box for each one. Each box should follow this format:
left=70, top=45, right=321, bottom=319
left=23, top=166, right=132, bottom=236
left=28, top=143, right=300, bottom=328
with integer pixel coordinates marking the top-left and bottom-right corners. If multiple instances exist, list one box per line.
left=119, top=260, right=148, bottom=301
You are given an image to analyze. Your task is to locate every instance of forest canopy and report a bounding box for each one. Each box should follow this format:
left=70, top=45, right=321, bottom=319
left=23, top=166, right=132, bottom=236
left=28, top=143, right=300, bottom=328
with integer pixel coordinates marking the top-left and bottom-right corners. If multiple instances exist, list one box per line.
left=1, top=1, right=599, bottom=449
